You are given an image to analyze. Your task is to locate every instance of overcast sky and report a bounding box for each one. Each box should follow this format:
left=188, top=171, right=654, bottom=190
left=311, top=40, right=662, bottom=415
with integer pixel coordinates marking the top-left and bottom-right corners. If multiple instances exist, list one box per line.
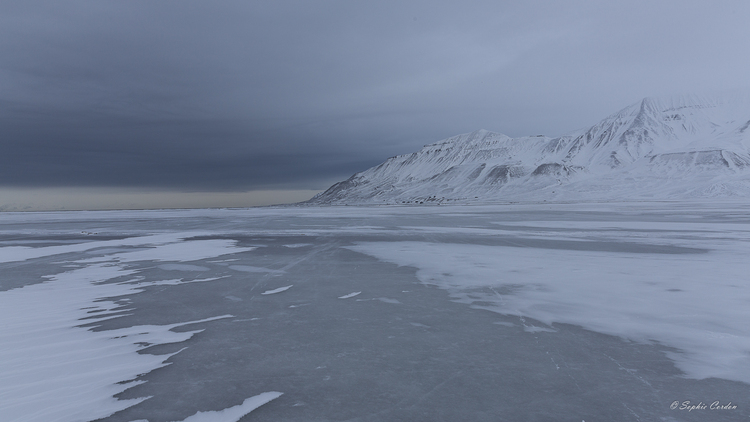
left=2, top=1, right=750, bottom=210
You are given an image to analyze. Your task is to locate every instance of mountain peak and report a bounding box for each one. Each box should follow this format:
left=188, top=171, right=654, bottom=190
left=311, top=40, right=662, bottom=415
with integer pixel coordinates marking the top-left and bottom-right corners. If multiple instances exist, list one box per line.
left=638, top=91, right=750, bottom=114
left=309, top=92, right=750, bottom=204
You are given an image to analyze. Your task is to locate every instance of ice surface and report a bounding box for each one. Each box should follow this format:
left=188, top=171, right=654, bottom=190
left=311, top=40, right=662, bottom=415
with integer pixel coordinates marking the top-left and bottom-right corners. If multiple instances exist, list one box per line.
left=0, top=233, right=254, bottom=264
left=346, top=229, right=750, bottom=383
left=0, top=233, right=182, bottom=263
left=79, top=239, right=255, bottom=263
left=2, top=203, right=749, bottom=421
left=0, top=231, right=254, bottom=422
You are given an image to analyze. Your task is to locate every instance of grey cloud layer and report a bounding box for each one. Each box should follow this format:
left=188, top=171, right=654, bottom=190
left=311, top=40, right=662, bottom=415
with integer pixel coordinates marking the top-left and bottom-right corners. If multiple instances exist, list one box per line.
left=2, top=1, right=749, bottom=190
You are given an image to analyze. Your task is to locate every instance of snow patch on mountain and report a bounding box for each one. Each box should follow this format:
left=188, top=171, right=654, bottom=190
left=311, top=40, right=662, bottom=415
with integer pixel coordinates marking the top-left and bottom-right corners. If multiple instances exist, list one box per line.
left=309, top=93, right=750, bottom=204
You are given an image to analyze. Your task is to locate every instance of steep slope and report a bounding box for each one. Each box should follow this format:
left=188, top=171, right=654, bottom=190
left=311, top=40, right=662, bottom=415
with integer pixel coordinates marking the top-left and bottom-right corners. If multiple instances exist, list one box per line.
left=309, top=93, right=750, bottom=204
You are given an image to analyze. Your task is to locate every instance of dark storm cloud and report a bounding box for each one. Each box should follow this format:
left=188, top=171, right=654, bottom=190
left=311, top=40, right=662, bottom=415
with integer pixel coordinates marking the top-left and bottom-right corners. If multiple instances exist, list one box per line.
left=1, top=105, right=372, bottom=189
left=2, top=1, right=750, bottom=191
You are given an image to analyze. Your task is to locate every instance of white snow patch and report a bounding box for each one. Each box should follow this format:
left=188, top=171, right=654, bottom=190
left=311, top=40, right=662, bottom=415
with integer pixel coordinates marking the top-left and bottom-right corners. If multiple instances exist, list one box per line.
left=158, top=264, right=210, bottom=272
left=0, top=233, right=201, bottom=263
left=229, top=265, right=283, bottom=274
left=347, top=235, right=750, bottom=384
left=524, top=325, right=557, bottom=333
left=0, top=262, right=233, bottom=422
left=376, top=297, right=401, bottom=304
left=261, top=285, right=293, bottom=295
left=174, top=391, right=283, bottom=422
left=0, top=233, right=252, bottom=421
left=132, top=276, right=228, bottom=289
left=80, top=240, right=255, bottom=263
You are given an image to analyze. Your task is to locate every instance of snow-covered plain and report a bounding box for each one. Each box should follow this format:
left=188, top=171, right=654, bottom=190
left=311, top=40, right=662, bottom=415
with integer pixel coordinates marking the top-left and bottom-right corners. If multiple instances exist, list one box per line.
left=1, top=202, right=749, bottom=421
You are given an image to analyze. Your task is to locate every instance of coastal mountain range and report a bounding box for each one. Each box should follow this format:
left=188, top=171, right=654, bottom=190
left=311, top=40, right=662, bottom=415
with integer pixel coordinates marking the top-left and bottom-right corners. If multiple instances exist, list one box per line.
left=308, top=93, right=750, bottom=204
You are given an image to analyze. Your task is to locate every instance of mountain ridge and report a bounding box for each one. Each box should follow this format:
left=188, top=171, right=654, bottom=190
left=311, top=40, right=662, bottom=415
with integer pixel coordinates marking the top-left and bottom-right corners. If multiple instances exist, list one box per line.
left=308, top=93, right=750, bottom=204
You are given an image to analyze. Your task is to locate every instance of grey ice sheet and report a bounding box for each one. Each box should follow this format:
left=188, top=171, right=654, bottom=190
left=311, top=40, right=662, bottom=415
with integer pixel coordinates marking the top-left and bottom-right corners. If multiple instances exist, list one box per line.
left=1, top=202, right=749, bottom=422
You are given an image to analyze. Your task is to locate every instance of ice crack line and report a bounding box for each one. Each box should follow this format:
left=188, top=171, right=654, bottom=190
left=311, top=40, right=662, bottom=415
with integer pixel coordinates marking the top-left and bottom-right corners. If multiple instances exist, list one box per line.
left=604, top=354, right=653, bottom=388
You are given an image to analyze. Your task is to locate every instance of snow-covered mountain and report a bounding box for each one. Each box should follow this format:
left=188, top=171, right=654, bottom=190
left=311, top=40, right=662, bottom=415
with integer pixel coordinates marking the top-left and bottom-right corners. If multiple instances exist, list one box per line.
left=309, top=93, right=750, bottom=204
